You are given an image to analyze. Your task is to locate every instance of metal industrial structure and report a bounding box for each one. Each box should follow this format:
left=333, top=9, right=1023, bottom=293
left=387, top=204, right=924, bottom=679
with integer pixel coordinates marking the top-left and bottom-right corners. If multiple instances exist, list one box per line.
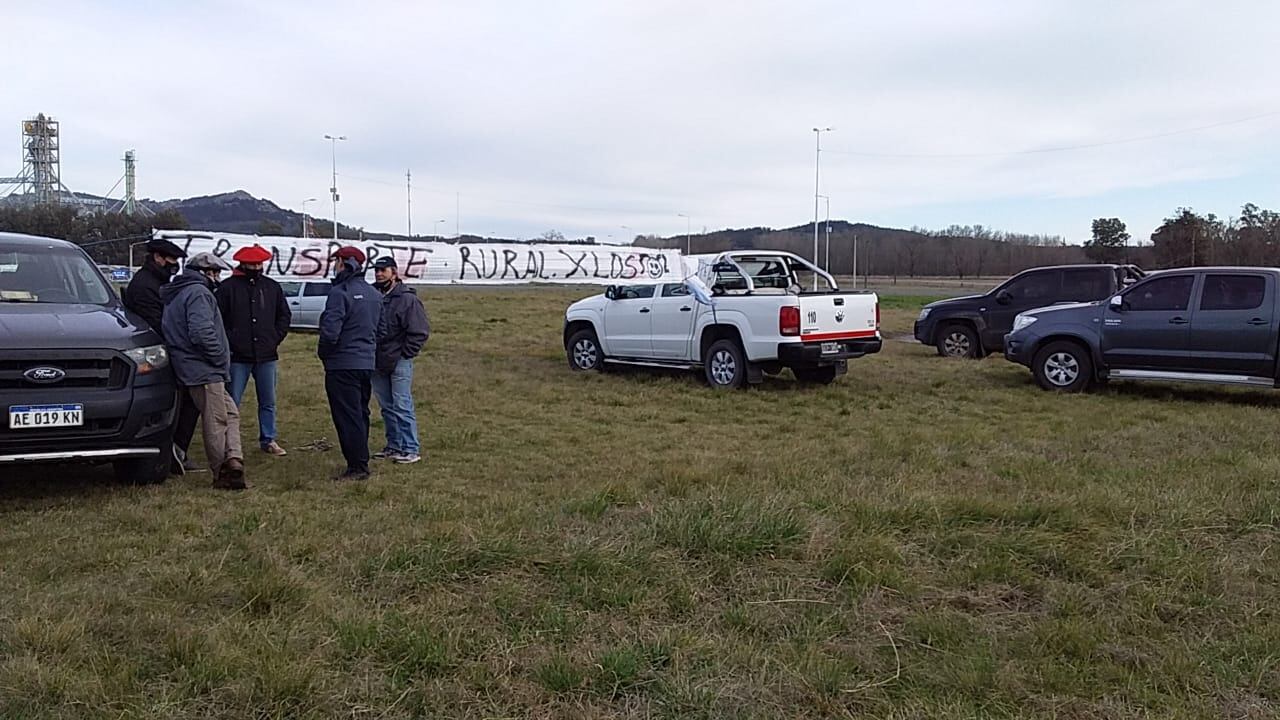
left=108, top=150, right=151, bottom=216
left=0, top=114, right=82, bottom=205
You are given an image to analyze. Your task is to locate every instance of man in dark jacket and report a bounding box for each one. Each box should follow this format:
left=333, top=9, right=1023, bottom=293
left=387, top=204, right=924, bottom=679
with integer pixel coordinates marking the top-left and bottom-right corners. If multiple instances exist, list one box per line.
left=217, top=244, right=292, bottom=457
left=318, top=246, right=383, bottom=481
left=370, top=256, right=430, bottom=464
left=122, top=236, right=199, bottom=476
left=161, top=252, right=247, bottom=490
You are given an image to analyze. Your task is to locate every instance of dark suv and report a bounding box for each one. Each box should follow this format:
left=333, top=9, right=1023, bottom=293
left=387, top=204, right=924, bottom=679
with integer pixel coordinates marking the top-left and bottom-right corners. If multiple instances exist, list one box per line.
left=913, top=264, right=1144, bottom=358
left=0, top=233, right=176, bottom=484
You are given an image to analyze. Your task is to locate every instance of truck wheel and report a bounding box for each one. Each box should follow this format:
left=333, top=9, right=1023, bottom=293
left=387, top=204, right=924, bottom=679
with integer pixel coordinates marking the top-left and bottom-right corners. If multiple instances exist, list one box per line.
left=114, top=451, right=169, bottom=485
left=566, top=329, right=604, bottom=372
left=936, top=323, right=981, bottom=358
left=704, top=339, right=747, bottom=389
left=793, top=366, right=838, bottom=385
left=1032, top=341, right=1093, bottom=393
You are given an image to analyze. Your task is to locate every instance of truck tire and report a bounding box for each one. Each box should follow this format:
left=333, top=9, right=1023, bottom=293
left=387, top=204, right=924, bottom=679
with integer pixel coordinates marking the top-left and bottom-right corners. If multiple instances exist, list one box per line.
left=936, top=323, right=981, bottom=359
left=114, top=450, right=170, bottom=485
left=566, top=328, right=604, bottom=372
left=793, top=366, right=838, bottom=385
left=704, top=339, right=748, bottom=389
left=1032, top=340, right=1093, bottom=393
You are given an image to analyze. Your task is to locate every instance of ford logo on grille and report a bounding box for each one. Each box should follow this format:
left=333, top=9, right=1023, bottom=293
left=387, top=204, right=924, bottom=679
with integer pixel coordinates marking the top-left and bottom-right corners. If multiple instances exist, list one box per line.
left=23, top=366, right=66, bottom=384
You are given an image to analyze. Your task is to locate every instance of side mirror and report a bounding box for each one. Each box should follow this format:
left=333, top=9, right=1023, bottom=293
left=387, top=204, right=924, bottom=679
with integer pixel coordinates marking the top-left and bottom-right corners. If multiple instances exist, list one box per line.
left=1108, top=295, right=1124, bottom=311
left=995, top=289, right=1013, bottom=305
left=604, top=285, right=618, bottom=300
left=711, top=262, right=737, bottom=273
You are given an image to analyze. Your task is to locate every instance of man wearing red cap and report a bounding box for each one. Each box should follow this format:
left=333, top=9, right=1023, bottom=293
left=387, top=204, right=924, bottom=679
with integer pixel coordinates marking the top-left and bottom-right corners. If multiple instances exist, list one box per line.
left=216, top=244, right=292, bottom=457
left=318, top=246, right=382, bottom=480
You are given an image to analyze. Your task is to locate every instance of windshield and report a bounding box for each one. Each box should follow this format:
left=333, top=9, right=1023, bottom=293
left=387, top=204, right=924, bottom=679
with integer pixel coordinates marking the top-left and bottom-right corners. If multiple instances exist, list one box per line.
left=0, top=241, right=114, bottom=305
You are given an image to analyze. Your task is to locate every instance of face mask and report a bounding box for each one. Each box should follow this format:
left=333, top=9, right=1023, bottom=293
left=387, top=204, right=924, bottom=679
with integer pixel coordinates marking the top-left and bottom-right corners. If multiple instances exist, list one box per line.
left=167, top=263, right=180, bottom=277
left=241, top=267, right=262, bottom=279
left=374, top=279, right=392, bottom=291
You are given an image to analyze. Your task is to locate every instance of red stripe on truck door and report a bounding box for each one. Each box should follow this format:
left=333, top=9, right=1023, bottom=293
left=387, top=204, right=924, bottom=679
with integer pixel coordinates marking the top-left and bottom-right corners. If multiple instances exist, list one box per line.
left=800, top=329, right=880, bottom=342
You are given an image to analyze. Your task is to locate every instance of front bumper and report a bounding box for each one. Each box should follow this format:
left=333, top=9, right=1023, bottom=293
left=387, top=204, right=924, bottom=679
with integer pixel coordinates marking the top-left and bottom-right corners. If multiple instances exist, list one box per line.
left=0, top=380, right=176, bottom=460
left=913, top=319, right=932, bottom=345
left=1002, top=333, right=1034, bottom=367
left=778, top=337, right=882, bottom=368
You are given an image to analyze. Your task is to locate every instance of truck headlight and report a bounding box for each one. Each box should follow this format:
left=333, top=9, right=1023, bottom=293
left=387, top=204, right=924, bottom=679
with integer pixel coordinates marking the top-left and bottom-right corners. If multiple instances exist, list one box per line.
left=917, top=307, right=932, bottom=322
left=125, top=344, right=169, bottom=374
left=1012, top=315, right=1037, bottom=333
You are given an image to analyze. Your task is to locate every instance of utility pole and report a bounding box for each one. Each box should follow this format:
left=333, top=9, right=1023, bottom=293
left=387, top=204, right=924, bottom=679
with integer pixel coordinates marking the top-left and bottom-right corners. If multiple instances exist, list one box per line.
left=455, top=191, right=460, bottom=239
left=324, top=134, right=346, bottom=242
left=406, top=169, right=412, bottom=237
left=677, top=213, right=690, bottom=254
left=817, top=194, right=830, bottom=271
left=301, top=197, right=317, bottom=239
left=812, top=127, right=832, bottom=289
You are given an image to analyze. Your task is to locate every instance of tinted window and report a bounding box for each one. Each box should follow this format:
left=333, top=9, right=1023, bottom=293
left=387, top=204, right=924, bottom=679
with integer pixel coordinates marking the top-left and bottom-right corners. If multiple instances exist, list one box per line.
left=0, top=242, right=113, bottom=304
left=1125, top=275, right=1194, bottom=311
left=1200, top=274, right=1265, bottom=311
left=616, top=285, right=655, bottom=300
left=662, top=283, right=690, bottom=297
left=278, top=281, right=301, bottom=297
left=1003, top=271, right=1059, bottom=302
left=1061, top=269, right=1111, bottom=301
left=303, top=282, right=331, bottom=297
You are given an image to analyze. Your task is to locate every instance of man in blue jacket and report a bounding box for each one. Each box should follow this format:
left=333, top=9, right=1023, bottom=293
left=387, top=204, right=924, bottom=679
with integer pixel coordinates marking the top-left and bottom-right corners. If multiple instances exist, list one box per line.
left=318, top=246, right=383, bottom=480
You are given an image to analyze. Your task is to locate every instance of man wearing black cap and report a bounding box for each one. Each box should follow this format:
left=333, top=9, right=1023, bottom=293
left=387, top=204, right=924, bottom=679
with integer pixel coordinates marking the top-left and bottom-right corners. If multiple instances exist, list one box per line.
left=370, top=256, right=430, bottom=464
left=122, top=237, right=199, bottom=476
left=319, top=246, right=383, bottom=481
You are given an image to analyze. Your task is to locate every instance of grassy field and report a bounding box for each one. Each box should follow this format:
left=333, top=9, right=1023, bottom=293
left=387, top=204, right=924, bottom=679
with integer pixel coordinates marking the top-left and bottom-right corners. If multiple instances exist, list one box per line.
left=3, top=287, right=1279, bottom=719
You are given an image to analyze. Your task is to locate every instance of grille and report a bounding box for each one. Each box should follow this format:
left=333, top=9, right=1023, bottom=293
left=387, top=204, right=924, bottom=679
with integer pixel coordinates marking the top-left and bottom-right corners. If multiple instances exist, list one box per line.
left=0, top=354, right=130, bottom=390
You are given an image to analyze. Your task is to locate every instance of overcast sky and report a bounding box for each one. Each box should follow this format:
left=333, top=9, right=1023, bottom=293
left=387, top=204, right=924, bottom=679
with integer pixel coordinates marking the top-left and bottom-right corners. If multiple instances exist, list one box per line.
left=3, top=0, right=1277, bottom=244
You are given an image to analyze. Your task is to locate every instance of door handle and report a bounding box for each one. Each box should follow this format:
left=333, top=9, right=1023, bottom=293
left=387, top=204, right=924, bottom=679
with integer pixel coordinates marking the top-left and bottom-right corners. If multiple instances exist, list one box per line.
left=680, top=306, right=692, bottom=312
left=1248, top=318, right=1269, bottom=325
left=290, top=302, right=300, bottom=306
left=639, top=307, right=651, bottom=313
left=1169, top=317, right=1189, bottom=325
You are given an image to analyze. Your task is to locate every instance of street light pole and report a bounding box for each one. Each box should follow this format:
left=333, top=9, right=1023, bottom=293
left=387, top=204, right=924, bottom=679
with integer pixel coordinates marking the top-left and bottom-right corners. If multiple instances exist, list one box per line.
left=817, top=194, right=831, bottom=271
left=301, top=197, right=317, bottom=239
left=433, top=219, right=447, bottom=240
left=621, top=225, right=632, bottom=243
left=677, top=213, right=690, bottom=254
left=324, top=134, right=347, bottom=242
left=812, top=127, right=832, bottom=289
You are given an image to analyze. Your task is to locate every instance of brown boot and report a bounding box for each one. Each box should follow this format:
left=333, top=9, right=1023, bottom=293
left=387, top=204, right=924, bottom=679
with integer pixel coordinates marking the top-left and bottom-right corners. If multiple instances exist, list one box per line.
left=213, top=457, right=249, bottom=490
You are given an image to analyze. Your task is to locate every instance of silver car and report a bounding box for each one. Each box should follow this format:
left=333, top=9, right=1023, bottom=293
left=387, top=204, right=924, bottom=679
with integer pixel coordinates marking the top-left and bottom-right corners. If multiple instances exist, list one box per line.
left=278, top=280, right=331, bottom=330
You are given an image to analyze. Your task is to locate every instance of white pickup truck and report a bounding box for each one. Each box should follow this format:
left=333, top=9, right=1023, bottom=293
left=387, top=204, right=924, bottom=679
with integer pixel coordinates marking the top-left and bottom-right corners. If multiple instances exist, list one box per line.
left=562, top=250, right=881, bottom=388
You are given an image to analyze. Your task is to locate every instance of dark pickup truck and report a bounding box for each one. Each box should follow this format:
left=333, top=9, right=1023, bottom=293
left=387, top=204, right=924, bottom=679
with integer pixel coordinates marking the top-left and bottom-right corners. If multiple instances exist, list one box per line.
left=1005, top=267, right=1280, bottom=392
left=914, top=264, right=1145, bottom=358
left=0, top=232, right=177, bottom=484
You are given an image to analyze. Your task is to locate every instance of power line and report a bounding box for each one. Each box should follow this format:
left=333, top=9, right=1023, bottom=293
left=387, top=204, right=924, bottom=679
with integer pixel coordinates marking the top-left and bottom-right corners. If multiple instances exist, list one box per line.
left=825, top=109, right=1280, bottom=159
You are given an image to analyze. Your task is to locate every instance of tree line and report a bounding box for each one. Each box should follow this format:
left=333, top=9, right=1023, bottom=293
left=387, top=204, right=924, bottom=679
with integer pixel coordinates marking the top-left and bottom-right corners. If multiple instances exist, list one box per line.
left=0, top=203, right=189, bottom=265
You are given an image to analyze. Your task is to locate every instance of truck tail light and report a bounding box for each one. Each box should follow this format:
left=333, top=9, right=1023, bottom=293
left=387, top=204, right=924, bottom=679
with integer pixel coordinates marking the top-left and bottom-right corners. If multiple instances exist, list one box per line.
left=780, top=306, right=800, bottom=336
left=875, top=301, right=881, bottom=330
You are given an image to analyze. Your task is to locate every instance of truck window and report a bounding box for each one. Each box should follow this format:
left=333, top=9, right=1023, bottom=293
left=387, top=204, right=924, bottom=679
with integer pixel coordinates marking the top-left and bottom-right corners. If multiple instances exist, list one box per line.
left=616, top=285, right=655, bottom=300
left=1061, top=269, right=1110, bottom=301
left=0, top=243, right=113, bottom=305
left=661, top=283, right=690, bottom=297
left=303, top=282, right=332, bottom=297
left=1199, top=274, right=1265, bottom=311
left=1125, top=275, right=1193, bottom=311
left=1003, top=270, right=1059, bottom=302
left=278, top=281, right=302, bottom=297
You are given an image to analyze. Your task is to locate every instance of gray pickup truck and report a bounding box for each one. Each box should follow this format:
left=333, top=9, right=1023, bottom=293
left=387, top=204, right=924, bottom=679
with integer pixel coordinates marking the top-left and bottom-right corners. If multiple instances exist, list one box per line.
left=1004, top=267, right=1280, bottom=392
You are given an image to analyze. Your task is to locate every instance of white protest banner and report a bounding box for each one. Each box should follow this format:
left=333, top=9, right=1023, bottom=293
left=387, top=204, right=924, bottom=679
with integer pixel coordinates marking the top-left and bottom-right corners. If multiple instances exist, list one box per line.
left=154, top=230, right=686, bottom=285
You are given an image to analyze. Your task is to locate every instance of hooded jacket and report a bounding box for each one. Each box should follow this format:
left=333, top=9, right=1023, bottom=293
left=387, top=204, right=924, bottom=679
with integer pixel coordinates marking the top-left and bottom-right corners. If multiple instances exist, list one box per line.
left=121, top=259, right=175, bottom=337
left=318, top=258, right=382, bottom=371
left=216, top=270, right=292, bottom=363
left=160, top=268, right=232, bottom=386
left=376, top=280, right=431, bottom=372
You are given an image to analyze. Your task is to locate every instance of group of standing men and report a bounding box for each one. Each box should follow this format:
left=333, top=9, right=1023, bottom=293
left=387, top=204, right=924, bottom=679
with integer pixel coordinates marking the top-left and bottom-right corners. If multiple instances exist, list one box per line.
left=122, top=238, right=430, bottom=489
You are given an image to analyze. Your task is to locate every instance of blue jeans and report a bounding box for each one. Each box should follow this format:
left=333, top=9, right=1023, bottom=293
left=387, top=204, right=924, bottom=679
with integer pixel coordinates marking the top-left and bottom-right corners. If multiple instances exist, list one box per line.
left=371, top=359, right=420, bottom=455
left=228, top=361, right=278, bottom=448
